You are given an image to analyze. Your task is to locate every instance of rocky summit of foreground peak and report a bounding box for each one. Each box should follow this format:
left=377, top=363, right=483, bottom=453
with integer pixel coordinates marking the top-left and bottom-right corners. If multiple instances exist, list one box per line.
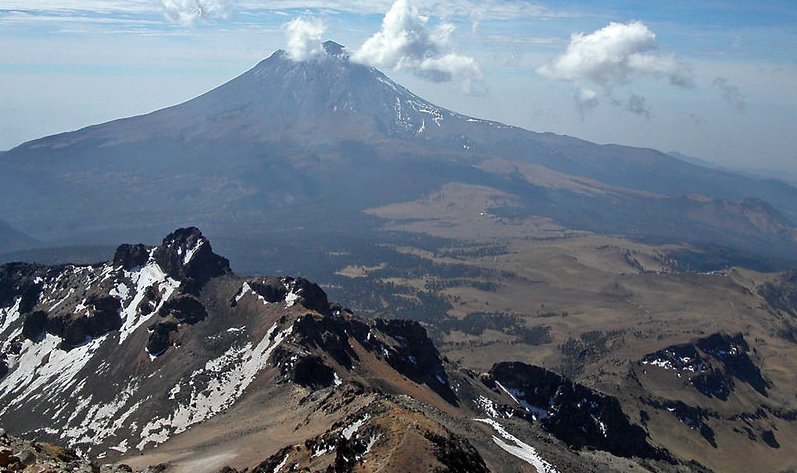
left=0, top=227, right=728, bottom=473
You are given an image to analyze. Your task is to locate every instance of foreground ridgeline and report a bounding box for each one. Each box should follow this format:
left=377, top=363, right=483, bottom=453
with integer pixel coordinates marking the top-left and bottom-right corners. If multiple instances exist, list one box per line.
left=0, top=228, right=781, bottom=472
left=0, top=428, right=130, bottom=473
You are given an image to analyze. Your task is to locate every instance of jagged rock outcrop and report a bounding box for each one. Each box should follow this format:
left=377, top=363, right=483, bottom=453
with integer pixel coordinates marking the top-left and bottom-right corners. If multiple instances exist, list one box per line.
left=640, top=333, right=769, bottom=399
left=374, top=319, right=457, bottom=404
left=282, top=311, right=457, bottom=403
left=0, top=262, right=44, bottom=313
left=152, top=227, right=231, bottom=293
left=485, top=361, right=662, bottom=459
left=113, top=244, right=149, bottom=271
left=234, top=276, right=330, bottom=315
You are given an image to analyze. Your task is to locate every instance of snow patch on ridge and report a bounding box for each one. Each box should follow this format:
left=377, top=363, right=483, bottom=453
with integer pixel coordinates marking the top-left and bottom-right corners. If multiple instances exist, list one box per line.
left=0, top=334, right=108, bottom=415
left=0, top=297, right=22, bottom=334
left=475, top=418, right=558, bottom=473
left=136, top=323, right=293, bottom=450
left=496, top=381, right=550, bottom=421
left=475, top=396, right=500, bottom=417
left=60, top=379, right=143, bottom=446
left=117, top=258, right=180, bottom=344
left=234, top=282, right=269, bottom=306
left=342, top=414, right=371, bottom=440
left=183, top=238, right=205, bottom=265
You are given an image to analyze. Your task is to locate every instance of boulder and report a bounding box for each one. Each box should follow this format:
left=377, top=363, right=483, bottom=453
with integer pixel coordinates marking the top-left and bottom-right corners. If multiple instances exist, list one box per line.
left=15, top=449, right=35, bottom=466
left=146, top=318, right=180, bottom=356
left=0, top=449, right=13, bottom=467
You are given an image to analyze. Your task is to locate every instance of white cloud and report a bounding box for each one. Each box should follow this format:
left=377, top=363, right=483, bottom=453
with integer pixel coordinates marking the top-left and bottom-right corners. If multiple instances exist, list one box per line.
left=160, top=0, right=230, bottom=26
left=352, top=0, right=482, bottom=92
left=538, top=21, right=692, bottom=115
left=574, top=87, right=598, bottom=116
left=283, top=17, right=326, bottom=61
left=236, top=0, right=563, bottom=20
left=712, top=76, right=746, bottom=111
left=0, top=0, right=567, bottom=35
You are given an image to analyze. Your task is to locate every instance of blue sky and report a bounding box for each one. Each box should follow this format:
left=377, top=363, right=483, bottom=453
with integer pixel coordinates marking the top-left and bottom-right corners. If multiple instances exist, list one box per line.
left=1, top=0, right=795, bottom=174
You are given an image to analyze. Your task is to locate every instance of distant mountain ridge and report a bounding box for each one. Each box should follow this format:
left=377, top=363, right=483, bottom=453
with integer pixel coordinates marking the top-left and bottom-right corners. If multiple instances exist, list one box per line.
left=1, top=41, right=796, bottom=261
left=0, top=219, right=37, bottom=254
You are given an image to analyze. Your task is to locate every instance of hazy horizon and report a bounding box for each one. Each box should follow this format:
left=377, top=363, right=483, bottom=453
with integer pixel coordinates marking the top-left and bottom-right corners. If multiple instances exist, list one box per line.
left=1, top=0, right=795, bottom=174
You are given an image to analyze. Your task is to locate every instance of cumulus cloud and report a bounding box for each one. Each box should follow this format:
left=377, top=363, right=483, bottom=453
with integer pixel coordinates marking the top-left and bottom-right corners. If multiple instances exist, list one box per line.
left=712, top=76, right=746, bottom=111
left=160, top=0, right=229, bottom=26
left=283, top=17, right=326, bottom=62
left=352, top=0, right=483, bottom=92
left=538, top=21, right=692, bottom=115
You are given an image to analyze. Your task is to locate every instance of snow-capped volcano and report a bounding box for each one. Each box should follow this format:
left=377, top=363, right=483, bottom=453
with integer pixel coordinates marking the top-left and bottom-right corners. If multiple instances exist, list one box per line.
left=12, top=41, right=495, bottom=152
left=1, top=41, right=796, bottom=260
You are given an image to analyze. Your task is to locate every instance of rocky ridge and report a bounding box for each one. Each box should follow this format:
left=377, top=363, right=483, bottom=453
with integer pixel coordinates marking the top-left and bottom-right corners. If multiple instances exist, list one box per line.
left=0, top=427, right=130, bottom=473
left=0, top=228, right=775, bottom=472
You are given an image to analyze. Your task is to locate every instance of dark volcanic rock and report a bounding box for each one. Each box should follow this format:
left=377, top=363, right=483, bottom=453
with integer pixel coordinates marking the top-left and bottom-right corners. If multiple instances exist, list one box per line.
left=690, top=370, right=732, bottom=400
left=39, top=295, right=122, bottom=349
left=292, top=312, right=368, bottom=369
left=113, top=243, right=149, bottom=270
left=288, top=278, right=330, bottom=315
left=425, top=431, right=490, bottom=473
left=641, top=343, right=706, bottom=373
left=158, top=294, right=207, bottom=324
left=146, top=318, right=180, bottom=356
left=137, top=285, right=160, bottom=316
left=0, top=262, right=44, bottom=311
left=147, top=293, right=208, bottom=356
left=488, top=361, right=661, bottom=459
left=696, top=333, right=769, bottom=395
left=289, top=354, right=336, bottom=389
left=243, top=278, right=286, bottom=303
left=243, top=278, right=287, bottom=303
left=761, top=429, right=780, bottom=449
left=332, top=425, right=383, bottom=473
left=641, top=333, right=769, bottom=399
left=374, top=319, right=458, bottom=405
left=147, top=294, right=208, bottom=356
left=85, top=294, right=124, bottom=333
left=642, top=398, right=718, bottom=447
left=22, top=310, right=48, bottom=340
left=245, top=276, right=331, bottom=314
left=153, top=227, right=230, bottom=293
left=287, top=312, right=457, bottom=404
left=253, top=446, right=293, bottom=473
